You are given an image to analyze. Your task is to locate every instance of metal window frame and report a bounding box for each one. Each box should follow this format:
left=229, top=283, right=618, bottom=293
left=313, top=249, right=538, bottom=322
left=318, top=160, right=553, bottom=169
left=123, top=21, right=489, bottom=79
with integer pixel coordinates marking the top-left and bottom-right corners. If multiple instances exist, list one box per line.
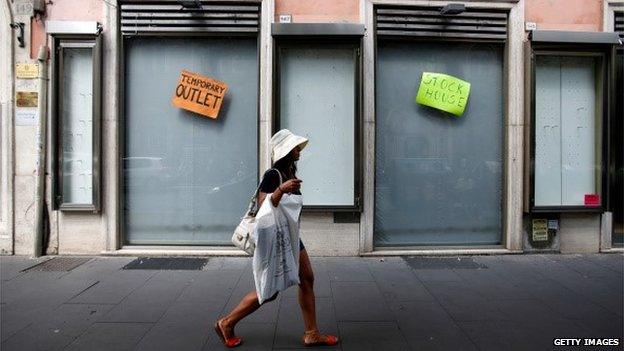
left=272, top=37, right=363, bottom=212
left=51, top=35, right=102, bottom=212
left=527, top=46, right=610, bottom=213
left=118, top=4, right=262, bottom=246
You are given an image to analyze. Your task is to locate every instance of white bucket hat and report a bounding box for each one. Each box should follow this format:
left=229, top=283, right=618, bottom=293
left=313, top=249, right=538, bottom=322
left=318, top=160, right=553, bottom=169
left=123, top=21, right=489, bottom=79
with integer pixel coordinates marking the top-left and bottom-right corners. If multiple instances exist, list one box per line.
left=270, top=129, right=309, bottom=164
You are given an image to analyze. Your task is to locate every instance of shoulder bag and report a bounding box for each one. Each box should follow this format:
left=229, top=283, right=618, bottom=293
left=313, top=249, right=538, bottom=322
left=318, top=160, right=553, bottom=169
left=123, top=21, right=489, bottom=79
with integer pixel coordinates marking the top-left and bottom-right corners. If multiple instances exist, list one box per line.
left=231, top=169, right=282, bottom=255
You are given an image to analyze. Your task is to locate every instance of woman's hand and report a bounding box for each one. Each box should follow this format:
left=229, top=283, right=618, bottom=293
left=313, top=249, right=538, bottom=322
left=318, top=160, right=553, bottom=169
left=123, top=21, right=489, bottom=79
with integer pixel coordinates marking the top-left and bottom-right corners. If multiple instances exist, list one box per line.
left=278, top=179, right=302, bottom=194
left=268, top=179, right=301, bottom=207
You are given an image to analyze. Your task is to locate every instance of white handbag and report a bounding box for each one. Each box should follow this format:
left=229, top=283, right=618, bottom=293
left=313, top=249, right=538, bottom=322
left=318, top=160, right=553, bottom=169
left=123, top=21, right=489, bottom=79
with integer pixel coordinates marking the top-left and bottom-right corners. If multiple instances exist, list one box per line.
left=232, top=169, right=282, bottom=255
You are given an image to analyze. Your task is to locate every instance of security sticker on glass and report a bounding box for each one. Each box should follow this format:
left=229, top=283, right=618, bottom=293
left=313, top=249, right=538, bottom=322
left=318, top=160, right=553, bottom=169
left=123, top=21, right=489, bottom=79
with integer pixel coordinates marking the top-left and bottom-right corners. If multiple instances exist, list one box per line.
left=415, top=72, right=471, bottom=116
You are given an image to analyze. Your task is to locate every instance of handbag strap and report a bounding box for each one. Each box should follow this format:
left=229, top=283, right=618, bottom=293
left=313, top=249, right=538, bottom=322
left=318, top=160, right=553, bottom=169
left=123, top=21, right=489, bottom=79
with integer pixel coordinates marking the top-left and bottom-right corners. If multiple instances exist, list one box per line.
left=246, top=168, right=283, bottom=215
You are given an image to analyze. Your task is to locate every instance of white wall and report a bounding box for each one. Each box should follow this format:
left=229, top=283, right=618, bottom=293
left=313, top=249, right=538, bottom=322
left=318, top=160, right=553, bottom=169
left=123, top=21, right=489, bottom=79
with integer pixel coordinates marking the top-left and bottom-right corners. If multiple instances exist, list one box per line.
left=0, top=0, right=15, bottom=254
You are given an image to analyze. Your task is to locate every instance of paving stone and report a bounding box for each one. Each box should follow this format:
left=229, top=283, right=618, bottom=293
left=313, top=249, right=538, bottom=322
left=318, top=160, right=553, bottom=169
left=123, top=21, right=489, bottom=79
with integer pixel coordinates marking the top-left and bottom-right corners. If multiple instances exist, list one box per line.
left=489, top=298, right=567, bottom=323
left=60, top=257, right=135, bottom=281
left=364, top=257, right=412, bottom=271
left=580, top=254, right=624, bottom=274
left=338, top=321, right=409, bottom=351
left=554, top=255, right=623, bottom=281
left=369, top=267, right=435, bottom=301
left=0, top=303, right=113, bottom=351
left=0, top=257, right=48, bottom=281
left=1, top=304, right=48, bottom=342
left=332, top=282, right=394, bottom=322
left=458, top=320, right=554, bottom=351
left=1, top=326, right=73, bottom=351
left=586, top=292, right=624, bottom=317
left=99, top=271, right=197, bottom=322
left=64, top=322, right=152, bottom=351
left=273, top=297, right=338, bottom=349
left=202, top=322, right=275, bottom=351
left=177, top=269, right=242, bottom=305
left=68, top=269, right=157, bottom=304
left=210, top=257, right=252, bottom=271
left=1, top=274, right=98, bottom=342
left=453, top=269, right=534, bottom=300
left=1, top=271, right=73, bottom=304
left=325, top=258, right=375, bottom=282
left=543, top=295, right=620, bottom=321
left=572, top=317, right=624, bottom=339
left=536, top=259, right=622, bottom=293
left=411, top=268, right=463, bottom=282
left=389, top=301, right=478, bottom=351
left=135, top=302, right=221, bottom=351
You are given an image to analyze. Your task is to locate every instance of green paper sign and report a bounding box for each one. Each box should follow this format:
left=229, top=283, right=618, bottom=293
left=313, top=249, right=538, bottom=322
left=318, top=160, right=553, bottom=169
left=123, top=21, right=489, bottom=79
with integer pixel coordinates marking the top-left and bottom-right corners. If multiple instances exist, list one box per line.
left=415, top=72, right=471, bottom=116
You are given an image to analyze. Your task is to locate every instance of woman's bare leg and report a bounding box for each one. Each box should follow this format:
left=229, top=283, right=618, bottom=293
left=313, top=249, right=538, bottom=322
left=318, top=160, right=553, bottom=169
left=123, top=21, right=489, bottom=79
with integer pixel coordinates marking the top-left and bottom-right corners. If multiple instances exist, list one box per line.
left=220, top=290, right=278, bottom=339
left=298, top=249, right=318, bottom=332
left=298, top=249, right=339, bottom=345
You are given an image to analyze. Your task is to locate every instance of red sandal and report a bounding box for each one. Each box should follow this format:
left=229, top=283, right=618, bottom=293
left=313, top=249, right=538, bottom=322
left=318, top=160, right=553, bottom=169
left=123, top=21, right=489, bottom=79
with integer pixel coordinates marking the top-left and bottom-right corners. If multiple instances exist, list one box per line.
left=302, top=329, right=339, bottom=347
left=214, top=318, right=242, bottom=348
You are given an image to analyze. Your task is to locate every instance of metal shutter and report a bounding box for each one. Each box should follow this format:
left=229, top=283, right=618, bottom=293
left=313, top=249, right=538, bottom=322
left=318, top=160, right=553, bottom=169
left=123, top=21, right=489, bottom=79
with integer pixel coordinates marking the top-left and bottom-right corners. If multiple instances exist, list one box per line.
left=375, top=6, right=508, bottom=41
left=120, top=1, right=260, bottom=35
left=616, top=11, right=624, bottom=41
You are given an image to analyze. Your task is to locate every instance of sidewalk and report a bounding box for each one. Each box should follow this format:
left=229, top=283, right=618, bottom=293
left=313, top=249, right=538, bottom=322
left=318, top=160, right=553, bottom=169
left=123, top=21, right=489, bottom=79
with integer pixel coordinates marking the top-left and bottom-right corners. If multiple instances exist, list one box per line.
left=1, top=254, right=622, bottom=351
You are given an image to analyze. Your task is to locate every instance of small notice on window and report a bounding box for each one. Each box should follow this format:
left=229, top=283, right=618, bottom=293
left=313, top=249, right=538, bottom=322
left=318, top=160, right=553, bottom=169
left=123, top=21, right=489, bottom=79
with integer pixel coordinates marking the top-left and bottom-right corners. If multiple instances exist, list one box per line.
left=171, top=70, right=228, bottom=119
left=584, top=194, right=600, bottom=207
left=415, top=72, right=471, bottom=116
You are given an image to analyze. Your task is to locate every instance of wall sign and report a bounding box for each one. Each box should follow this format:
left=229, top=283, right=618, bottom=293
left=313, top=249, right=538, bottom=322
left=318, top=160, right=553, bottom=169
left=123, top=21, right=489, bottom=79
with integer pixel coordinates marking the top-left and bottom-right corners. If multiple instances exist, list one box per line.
left=532, top=219, right=548, bottom=242
left=415, top=72, right=471, bottom=116
left=16, top=63, right=39, bottom=79
left=16, top=91, right=38, bottom=107
left=171, top=70, right=228, bottom=119
left=15, top=108, right=38, bottom=126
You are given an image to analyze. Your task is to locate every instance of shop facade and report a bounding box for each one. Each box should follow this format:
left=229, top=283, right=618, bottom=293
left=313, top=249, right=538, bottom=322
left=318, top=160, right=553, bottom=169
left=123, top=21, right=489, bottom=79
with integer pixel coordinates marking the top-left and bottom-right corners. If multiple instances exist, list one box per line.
left=1, top=0, right=622, bottom=256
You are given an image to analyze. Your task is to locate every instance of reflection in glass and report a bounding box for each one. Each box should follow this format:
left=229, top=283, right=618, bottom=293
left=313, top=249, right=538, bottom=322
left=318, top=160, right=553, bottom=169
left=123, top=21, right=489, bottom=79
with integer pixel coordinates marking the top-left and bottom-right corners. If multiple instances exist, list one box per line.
left=124, top=37, right=258, bottom=245
left=61, top=48, right=93, bottom=204
left=375, top=41, right=504, bottom=246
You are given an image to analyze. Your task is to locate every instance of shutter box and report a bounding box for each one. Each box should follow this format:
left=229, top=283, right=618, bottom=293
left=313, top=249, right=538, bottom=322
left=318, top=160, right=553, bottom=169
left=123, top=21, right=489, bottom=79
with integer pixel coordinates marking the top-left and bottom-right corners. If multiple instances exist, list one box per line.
left=120, top=1, right=260, bottom=35
left=375, top=6, right=508, bottom=41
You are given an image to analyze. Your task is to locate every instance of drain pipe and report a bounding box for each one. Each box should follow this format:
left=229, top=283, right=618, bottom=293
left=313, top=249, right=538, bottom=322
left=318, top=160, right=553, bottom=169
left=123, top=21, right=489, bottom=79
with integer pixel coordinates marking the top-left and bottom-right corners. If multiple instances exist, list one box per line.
left=33, top=45, right=48, bottom=257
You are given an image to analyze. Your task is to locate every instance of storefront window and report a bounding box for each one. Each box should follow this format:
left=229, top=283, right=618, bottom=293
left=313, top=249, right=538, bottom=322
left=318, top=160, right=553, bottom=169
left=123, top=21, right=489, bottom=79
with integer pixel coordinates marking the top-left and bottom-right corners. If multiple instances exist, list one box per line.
left=54, top=38, right=101, bottom=211
left=277, top=43, right=359, bottom=208
left=123, top=37, right=258, bottom=245
left=533, top=54, right=604, bottom=209
left=375, top=41, right=504, bottom=246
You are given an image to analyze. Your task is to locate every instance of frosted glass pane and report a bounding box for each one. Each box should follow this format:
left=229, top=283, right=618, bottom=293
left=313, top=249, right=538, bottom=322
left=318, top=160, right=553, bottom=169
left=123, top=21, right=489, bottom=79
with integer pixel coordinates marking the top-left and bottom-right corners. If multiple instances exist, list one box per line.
left=375, top=41, right=503, bottom=246
left=61, top=48, right=93, bottom=204
left=279, top=46, right=355, bottom=206
left=534, top=56, right=562, bottom=206
left=534, top=56, right=599, bottom=207
left=561, top=57, right=596, bottom=205
left=124, top=37, right=258, bottom=245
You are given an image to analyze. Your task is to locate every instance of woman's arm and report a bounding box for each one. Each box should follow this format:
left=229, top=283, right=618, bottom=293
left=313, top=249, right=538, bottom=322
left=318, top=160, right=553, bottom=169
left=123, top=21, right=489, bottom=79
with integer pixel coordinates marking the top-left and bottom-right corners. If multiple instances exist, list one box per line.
left=258, top=187, right=284, bottom=208
left=258, top=179, right=301, bottom=208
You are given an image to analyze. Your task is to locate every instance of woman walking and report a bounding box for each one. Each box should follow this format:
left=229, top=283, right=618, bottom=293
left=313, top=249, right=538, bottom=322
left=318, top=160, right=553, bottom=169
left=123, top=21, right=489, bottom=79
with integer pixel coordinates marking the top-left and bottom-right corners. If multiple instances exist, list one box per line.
left=214, top=129, right=339, bottom=348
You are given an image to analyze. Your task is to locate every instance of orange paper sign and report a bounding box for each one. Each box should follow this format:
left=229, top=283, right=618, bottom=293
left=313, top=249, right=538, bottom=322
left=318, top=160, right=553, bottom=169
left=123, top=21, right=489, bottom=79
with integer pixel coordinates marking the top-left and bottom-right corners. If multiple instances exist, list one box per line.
left=172, top=70, right=228, bottom=119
